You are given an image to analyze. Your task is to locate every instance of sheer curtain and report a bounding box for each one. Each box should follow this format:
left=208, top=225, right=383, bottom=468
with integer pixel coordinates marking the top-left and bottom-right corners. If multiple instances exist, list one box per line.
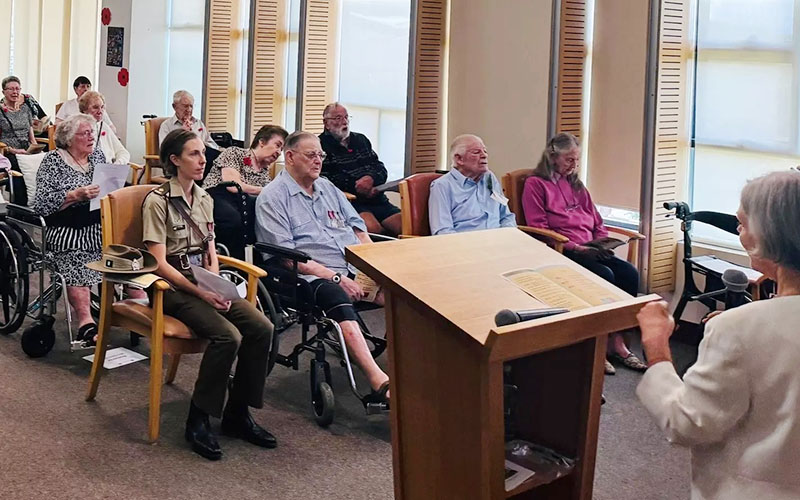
left=2, top=0, right=101, bottom=117
left=691, top=0, right=800, bottom=246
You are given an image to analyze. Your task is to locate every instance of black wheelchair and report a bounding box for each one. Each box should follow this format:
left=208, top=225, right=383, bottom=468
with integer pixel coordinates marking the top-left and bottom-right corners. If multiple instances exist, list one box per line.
left=0, top=173, right=102, bottom=357
left=213, top=182, right=390, bottom=427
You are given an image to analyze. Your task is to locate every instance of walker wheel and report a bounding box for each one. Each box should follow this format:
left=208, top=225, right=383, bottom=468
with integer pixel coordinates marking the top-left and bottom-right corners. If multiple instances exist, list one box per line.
left=312, top=381, right=335, bottom=427
left=20, top=321, right=56, bottom=358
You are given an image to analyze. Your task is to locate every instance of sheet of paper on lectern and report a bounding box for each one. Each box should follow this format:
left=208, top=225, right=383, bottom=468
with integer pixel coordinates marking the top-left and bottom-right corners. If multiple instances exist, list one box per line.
left=83, top=347, right=147, bottom=369
left=502, top=265, right=624, bottom=311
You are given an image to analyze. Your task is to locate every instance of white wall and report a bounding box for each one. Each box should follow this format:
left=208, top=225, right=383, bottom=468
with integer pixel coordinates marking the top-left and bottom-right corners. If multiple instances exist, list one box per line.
left=447, top=0, right=553, bottom=178
left=124, top=0, right=170, bottom=163
left=98, top=0, right=132, bottom=143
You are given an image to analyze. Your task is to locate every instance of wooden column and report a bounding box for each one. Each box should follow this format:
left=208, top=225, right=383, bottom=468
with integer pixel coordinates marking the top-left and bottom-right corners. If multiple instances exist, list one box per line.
left=406, top=0, right=449, bottom=174
left=648, top=0, right=692, bottom=292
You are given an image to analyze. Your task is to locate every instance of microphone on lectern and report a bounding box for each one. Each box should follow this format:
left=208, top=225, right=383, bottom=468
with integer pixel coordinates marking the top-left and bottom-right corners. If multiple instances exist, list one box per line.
left=494, top=308, right=570, bottom=327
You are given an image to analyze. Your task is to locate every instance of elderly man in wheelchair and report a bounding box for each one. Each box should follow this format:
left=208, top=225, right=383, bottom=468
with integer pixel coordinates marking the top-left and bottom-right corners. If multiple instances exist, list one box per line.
left=254, top=131, right=390, bottom=424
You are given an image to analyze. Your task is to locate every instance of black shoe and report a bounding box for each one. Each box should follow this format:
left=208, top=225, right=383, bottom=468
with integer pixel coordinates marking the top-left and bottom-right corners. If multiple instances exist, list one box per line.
left=221, top=408, right=277, bottom=449
left=185, top=402, right=223, bottom=461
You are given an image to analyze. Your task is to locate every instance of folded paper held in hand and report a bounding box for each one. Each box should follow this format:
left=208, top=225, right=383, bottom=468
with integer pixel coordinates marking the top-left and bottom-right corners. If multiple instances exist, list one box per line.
left=355, top=271, right=381, bottom=303
left=90, top=163, right=130, bottom=211
left=191, top=264, right=243, bottom=301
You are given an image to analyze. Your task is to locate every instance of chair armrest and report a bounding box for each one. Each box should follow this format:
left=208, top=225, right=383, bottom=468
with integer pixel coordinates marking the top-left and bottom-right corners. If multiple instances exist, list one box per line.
left=143, top=154, right=160, bottom=161
left=128, top=162, right=143, bottom=171
left=254, top=242, right=311, bottom=263
left=35, top=137, right=49, bottom=145
left=398, top=234, right=420, bottom=239
left=607, top=225, right=645, bottom=240
left=218, top=255, right=267, bottom=279
left=517, top=225, right=570, bottom=243
left=344, top=192, right=356, bottom=201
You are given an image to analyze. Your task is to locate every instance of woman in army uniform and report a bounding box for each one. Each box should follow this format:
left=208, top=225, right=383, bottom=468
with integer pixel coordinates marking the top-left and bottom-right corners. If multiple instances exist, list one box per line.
left=142, top=130, right=274, bottom=461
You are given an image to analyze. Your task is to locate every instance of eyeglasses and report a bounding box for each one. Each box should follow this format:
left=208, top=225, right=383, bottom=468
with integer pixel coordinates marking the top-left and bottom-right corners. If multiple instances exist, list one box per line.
left=76, top=130, right=94, bottom=138
left=324, top=115, right=351, bottom=122
left=293, top=150, right=327, bottom=161
left=3, top=86, right=20, bottom=93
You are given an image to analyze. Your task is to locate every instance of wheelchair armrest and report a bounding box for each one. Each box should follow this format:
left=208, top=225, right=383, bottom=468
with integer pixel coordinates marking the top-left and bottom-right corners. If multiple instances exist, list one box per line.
left=254, top=242, right=311, bottom=263
left=7, top=203, right=45, bottom=225
left=368, top=233, right=397, bottom=242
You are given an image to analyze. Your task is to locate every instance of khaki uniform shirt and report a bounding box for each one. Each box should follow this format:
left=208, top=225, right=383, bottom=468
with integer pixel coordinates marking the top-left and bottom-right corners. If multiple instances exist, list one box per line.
left=142, top=177, right=215, bottom=257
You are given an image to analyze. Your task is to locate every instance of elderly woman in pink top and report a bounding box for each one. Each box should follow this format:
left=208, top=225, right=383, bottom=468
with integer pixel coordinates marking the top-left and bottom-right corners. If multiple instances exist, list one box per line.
left=522, top=132, right=646, bottom=374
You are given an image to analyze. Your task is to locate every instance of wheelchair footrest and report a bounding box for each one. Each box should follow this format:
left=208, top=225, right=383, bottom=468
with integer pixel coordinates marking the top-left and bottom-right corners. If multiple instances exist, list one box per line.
left=364, top=401, right=389, bottom=415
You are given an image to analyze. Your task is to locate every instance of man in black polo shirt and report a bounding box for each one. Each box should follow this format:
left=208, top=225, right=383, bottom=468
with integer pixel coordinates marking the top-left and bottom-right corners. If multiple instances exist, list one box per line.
left=319, top=102, right=402, bottom=236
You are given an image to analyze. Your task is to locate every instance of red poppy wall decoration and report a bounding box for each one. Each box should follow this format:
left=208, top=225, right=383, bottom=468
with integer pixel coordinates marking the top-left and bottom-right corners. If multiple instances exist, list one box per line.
left=101, top=8, right=111, bottom=25
left=117, top=68, right=129, bottom=87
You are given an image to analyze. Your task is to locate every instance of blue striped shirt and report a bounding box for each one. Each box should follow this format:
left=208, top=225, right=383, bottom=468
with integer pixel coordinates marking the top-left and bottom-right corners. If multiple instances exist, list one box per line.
left=255, top=169, right=367, bottom=281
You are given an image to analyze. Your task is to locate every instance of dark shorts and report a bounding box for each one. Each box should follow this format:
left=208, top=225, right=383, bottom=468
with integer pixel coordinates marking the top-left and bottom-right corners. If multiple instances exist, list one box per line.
left=351, top=194, right=400, bottom=222
left=308, top=278, right=359, bottom=322
left=261, top=261, right=358, bottom=323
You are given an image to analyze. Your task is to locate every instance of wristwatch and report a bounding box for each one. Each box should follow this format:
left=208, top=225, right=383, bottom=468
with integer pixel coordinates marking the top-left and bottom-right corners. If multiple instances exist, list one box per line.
left=331, top=272, right=342, bottom=284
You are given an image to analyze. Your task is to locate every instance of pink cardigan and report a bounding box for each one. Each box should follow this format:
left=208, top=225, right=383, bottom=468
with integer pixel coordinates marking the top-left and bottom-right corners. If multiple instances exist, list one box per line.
left=521, top=174, right=607, bottom=251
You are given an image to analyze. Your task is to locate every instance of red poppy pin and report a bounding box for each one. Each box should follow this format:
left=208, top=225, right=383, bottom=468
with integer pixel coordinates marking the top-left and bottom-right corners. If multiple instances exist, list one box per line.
left=101, top=8, right=111, bottom=25
left=198, top=127, right=203, bottom=132
left=243, top=156, right=252, bottom=166
left=101, top=131, right=106, bottom=136
left=117, top=68, right=129, bottom=87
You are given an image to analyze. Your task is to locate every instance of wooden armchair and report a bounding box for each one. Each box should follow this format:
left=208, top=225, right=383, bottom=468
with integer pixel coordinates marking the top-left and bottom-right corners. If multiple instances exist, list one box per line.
left=141, top=117, right=169, bottom=184
left=34, top=124, right=56, bottom=151
left=398, top=173, right=443, bottom=237
left=501, top=169, right=645, bottom=266
left=86, top=185, right=266, bottom=442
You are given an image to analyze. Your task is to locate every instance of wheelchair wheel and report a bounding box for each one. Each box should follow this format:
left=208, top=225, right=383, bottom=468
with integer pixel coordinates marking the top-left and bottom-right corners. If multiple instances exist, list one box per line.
left=312, top=381, right=335, bottom=427
left=219, top=266, right=283, bottom=375
left=0, top=222, right=29, bottom=335
left=21, top=317, right=56, bottom=358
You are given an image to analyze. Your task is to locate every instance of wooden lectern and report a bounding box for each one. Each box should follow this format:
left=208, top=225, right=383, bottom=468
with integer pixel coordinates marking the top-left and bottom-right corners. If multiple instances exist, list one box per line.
left=346, top=228, right=658, bottom=500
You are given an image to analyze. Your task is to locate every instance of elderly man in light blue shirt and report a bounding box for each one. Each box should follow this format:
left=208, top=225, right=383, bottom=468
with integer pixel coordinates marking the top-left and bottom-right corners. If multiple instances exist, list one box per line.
left=255, top=131, right=390, bottom=402
left=428, top=134, right=517, bottom=235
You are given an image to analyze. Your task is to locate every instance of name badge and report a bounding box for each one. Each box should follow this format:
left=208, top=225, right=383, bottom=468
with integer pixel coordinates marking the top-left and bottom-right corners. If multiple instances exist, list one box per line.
left=172, top=224, right=186, bottom=231
left=490, top=191, right=509, bottom=206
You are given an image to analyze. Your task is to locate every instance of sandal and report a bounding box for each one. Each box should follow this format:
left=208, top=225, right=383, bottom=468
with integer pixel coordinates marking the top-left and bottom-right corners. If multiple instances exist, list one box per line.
left=604, top=359, right=616, bottom=375
left=363, top=381, right=390, bottom=405
left=77, top=323, right=98, bottom=347
left=613, top=352, right=648, bottom=372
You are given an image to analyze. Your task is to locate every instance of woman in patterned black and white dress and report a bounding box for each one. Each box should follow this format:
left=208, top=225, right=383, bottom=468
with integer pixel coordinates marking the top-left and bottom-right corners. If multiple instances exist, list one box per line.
left=34, top=114, right=105, bottom=345
left=202, top=125, right=287, bottom=259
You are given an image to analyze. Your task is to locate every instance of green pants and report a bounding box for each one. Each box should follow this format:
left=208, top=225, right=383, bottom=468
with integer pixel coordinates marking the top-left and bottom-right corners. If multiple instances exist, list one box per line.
left=162, top=290, right=273, bottom=418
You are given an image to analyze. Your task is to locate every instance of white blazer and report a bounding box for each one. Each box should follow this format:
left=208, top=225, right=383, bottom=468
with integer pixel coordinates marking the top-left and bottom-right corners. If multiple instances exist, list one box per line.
left=637, top=296, right=800, bottom=500
left=94, top=121, right=129, bottom=165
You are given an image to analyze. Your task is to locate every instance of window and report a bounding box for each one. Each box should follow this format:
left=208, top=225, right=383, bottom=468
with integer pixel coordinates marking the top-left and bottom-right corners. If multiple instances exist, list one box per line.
left=334, top=0, right=412, bottom=181
left=690, top=0, right=800, bottom=246
left=283, top=0, right=301, bottom=132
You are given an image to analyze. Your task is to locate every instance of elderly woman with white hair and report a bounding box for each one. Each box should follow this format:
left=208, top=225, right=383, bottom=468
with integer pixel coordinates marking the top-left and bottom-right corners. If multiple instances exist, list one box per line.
left=78, top=90, right=129, bottom=164
left=636, top=170, right=800, bottom=500
left=34, top=114, right=105, bottom=345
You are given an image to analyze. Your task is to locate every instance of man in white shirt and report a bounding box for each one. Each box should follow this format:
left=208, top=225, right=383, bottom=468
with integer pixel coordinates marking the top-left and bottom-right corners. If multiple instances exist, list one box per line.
left=55, top=76, right=116, bottom=133
left=158, top=90, right=219, bottom=151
